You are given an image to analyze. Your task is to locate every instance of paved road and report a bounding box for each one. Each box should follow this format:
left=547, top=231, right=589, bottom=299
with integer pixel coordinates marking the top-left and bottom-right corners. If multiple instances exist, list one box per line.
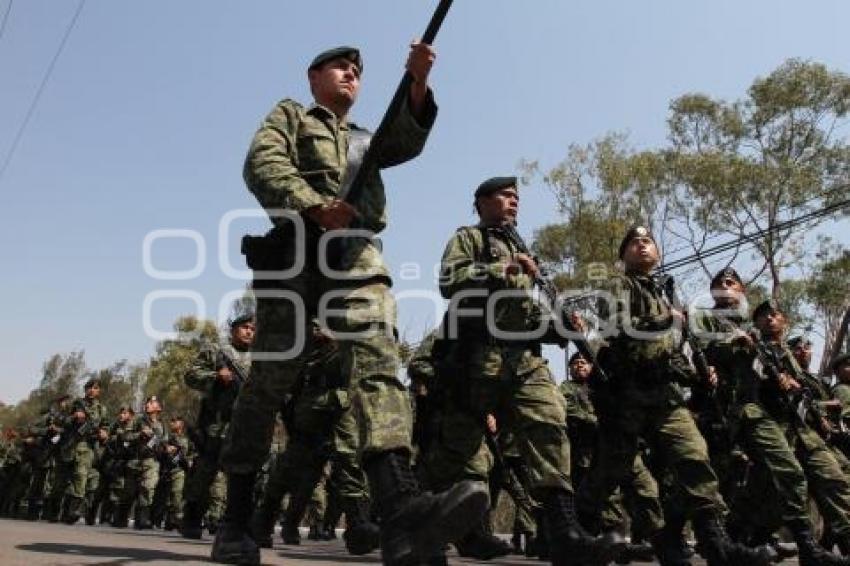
left=0, top=518, right=801, bottom=565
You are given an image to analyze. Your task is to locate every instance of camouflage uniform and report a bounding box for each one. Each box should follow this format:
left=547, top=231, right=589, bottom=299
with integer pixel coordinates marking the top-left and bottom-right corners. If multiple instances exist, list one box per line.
left=24, top=405, right=65, bottom=520
left=154, top=431, right=191, bottom=529
left=250, top=331, right=374, bottom=552
left=576, top=268, right=759, bottom=565
left=182, top=341, right=249, bottom=534
left=106, top=416, right=134, bottom=524
left=57, top=394, right=106, bottom=523
left=424, top=223, right=570, bottom=494
left=560, top=378, right=663, bottom=540
left=120, top=412, right=165, bottom=527
left=223, top=90, right=439, bottom=476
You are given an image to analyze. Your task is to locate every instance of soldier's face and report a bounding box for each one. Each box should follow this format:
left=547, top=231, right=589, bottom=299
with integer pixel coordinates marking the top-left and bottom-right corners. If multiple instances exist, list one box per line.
left=309, top=58, right=361, bottom=111
left=476, top=187, right=519, bottom=225
left=837, top=363, right=850, bottom=383
left=169, top=420, right=183, bottom=434
left=623, top=236, right=659, bottom=271
left=711, top=277, right=745, bottom=308
left=118, top=409, right=131, bottom=423
left=755, top=310, right=786, bottom=337
left=569, top=357, right=592, bottom=382
left=792, top=342, right=812, bottom=368
left=232, top=321, right=256, bottom=349
left=145, top=400, right=161, bottom=415
left=86, top=384, right=101, bottom=399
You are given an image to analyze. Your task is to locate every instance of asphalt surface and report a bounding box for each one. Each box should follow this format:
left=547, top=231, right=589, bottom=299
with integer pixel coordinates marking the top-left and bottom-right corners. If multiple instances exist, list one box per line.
left=0, top=518, right=802, bottom=565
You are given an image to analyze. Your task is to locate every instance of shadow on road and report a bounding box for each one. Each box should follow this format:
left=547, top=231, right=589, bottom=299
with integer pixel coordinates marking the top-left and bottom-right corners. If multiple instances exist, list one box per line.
left=17, top=542, right=205, bottom=564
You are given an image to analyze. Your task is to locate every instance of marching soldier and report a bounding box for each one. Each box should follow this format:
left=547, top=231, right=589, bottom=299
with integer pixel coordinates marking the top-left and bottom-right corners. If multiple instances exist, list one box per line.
left=106, top=406, right=135, bottom=526
left=181, top=312, right=254, bottom=539
left=25, top=394, right=70, bottom=521
left=578, top=226, right=775, bottom=566
left=218, top=43, right=486, bottom=566
left=118, top=396, right=166, bottom=530
left=427, top=176, right=620, bottom=565
left=58, top=378, right=106, bottom=524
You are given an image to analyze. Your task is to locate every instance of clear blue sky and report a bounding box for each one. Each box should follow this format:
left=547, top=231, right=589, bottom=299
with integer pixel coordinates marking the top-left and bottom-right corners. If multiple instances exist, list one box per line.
left=1, top=0, right=848, bottom=403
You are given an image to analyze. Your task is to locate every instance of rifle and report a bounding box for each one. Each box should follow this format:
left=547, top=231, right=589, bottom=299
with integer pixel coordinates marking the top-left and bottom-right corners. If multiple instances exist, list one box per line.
left=329, top=0, right=454, bottom=268
left=216, top=348, right=250, bottom=386
left=500, top=222, right=611, bottom=385
left=657, top=275, right=713, bottom=385
left=59, top=417, right=95, bottom=452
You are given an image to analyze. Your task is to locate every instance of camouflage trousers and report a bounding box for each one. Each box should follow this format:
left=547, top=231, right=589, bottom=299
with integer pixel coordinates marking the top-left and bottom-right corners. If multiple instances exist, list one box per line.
left=578, top=382, right=725, bottom=537
left=422, top=348, right=572, bottom=495
left=122, top=458, right=159, bottom=507
left=222, top=273, right=412, bottom=475
left=184, top=449, right=224, bottom=516
left=63, top=440, right=94, bottom=499
left=261, top=385, right=368, bottom=515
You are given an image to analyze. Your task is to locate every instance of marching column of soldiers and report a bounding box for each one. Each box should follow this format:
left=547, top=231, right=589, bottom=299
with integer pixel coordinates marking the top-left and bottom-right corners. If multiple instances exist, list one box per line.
left=2, top=42, right=850, bottom=566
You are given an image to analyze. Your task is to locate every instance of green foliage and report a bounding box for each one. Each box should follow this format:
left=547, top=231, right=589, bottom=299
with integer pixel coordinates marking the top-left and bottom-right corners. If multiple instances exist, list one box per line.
left=145, top=315, right=219, bottom=421
left=524, top=59, right=850, bottom=300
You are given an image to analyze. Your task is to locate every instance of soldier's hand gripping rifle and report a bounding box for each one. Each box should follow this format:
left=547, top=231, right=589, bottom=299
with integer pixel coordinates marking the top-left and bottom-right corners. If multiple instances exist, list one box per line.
left=328, top=0, right=454, bottom=269
left=657, top=275, right=714, bottom=385
left=500, top=222, right=611, bottom=385
left=216, top=349, right=250, bottom=388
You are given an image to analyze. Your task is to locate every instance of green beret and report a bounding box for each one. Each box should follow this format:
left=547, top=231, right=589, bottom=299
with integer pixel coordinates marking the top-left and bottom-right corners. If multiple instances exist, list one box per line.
left=568, top=351, right=588, bottom=365
left=308, top=46, right=362, bottom=73
left=618, top=225, right=656, bottom=259
left=786, top=335, right=812, bottom=349
left=831, top=352, right=850, bottom=373
left=230, top=312, right=256, bottom=328
left=711, top=266, right=743, bottom=288
left=474, top=176, right=517, bottom=199
left=752, top=299, right=782, bottom=320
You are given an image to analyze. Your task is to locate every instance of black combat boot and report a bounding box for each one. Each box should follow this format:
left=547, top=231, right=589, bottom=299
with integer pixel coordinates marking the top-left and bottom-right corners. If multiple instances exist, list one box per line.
left=84, top=493, right=98, bottom=525
left=342, top=497, right=380, bottom=555
left=524, top=532, right=539, bottom=558
left=210, top=473, right=260, bottom=565
left=135, top=505, right=153, bottom=530
left=111, top=504, right=130, bottom=528
left=615, top=534, right=655, bottom=564
left=280, top=492, right=309, bottom=545
left=540, top=488, right=625, bottom=566
left=366, top=450, right=489, bottom=566
left=62, top=496, right=83, bottom=525
left=180, top=500, right=204, bottom=539
left=511, top=530, right=523, bottom=554
left=789, top=519, right=850, bottom=566
left=99, top=500, right=114, bottom=525
left=693, top=513, right=777, bottom=566
left=750, top=527, right=798, bottom=561
left=248, top=502, right=277, bottom=548
left=454, top=510, right=513, bottom=560
left=650, top=525, right=694, bottom=566
left=43, top=497, right=61, bottom=522
left=25, top=499, right=43, bottom=521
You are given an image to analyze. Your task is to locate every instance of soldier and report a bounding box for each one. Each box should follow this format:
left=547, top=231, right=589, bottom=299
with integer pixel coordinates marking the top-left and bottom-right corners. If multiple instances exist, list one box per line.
left=752, top=302, right=850, bottom=561
left=181, top=312, right=254, bottom=539
left=24, top=394, right=70, bottom=521
left=690, top=269, right=849, bottom=565
left=154, top=415, right=191, bottom=531
left=106, top=406, right=135, bottom=526
left=578, top=226, right=776, bottom=566
left=118, top=395, right=166, bottom=530
left=0, top=428, right=25, bottom=517
left=426, top=176, right=622, bottom=565
left=833, top=354, right=850, bottom=418
left=563, top=351, right=661, bottom=564
left=219, top=43, right=487, bottom=566
left=58, top=377, right=106, bottom=524
left=83, top=423, right=110, bottom=525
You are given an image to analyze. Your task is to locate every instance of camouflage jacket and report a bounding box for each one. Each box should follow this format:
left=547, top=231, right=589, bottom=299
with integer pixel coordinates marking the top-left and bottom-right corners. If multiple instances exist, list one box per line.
left=125, top=414, right=166, bottom=462
left=560, top=379, right=597, bottom=468
left=596, top=271, right=696, bottom=386
left=407, top=330, right=439, bottom=391
left=833, top=383, right=850, bottom=426
left=243, top=93, right=437, bottom=278
left=438, top=224, right=545, bottom=378
left=185, top=342, right=250, bottom=439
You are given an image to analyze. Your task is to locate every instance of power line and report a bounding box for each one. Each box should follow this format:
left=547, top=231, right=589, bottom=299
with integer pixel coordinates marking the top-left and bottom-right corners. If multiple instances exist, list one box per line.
left=0, top=1, right=11, bottom=42
left=0, top=0, right=85, bottom=184
left=658, top=198, right=850, bottom=274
